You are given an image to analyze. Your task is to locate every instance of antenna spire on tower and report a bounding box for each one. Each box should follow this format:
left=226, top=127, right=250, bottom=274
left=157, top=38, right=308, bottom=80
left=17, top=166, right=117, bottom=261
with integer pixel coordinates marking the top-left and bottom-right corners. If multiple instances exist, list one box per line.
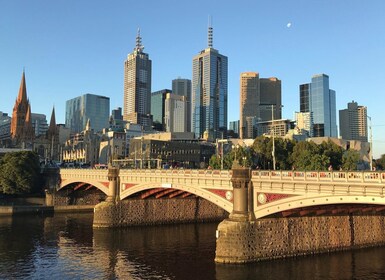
left=135, top=28, right=144, bottom=52
left=208, top=15, right=213, bottom=48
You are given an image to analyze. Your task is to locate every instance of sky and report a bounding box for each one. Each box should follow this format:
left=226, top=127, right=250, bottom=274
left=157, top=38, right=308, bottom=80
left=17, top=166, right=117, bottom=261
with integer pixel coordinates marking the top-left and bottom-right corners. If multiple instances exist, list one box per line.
left=1, top=0, right=385, bottom=157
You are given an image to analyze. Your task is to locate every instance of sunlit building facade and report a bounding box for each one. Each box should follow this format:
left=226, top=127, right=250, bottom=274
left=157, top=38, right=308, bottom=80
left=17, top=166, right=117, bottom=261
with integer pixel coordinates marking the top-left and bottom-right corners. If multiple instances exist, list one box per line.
left=172, top=78, right=191, bottom=132
left=300, top=74, right=337, bottom=137
left=192, top=24, right=227, bottom=140
left=65, top=93, right=110, bottom=133
left=339, top=101, right=368, bottom=142
left=123, top=29, right=152, bottom=128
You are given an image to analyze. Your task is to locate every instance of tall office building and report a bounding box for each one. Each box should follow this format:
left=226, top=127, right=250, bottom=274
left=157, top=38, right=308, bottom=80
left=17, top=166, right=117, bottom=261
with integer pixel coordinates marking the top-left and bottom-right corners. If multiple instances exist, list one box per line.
left=339, top=101, right=367, bottom=142
left=151, top=89, right=172, bottom=131
left=295, top=111, right=313, bottom=137
left=239, top=72, right=281, bottom=139
left=172, top=78, right=191, bottom=132
left=192, top=24, right=228, bottom=140
left=299, top=74, right=337, bottom=137
left=165, top=93, right=187, bottom=133
left=229, top=120, right=240, bottom=136
left=65, top=93, right=110, bottom=133
left=123, top=29, right=152, bottom=128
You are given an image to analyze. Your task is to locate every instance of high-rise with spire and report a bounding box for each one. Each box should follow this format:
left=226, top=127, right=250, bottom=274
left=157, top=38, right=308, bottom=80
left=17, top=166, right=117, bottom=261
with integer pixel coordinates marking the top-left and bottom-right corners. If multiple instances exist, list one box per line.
left=192, top=21, right=228, bottom=140
left=10, top=71, right=34, bottom=146
left=123, top=29, right=152, bottom=128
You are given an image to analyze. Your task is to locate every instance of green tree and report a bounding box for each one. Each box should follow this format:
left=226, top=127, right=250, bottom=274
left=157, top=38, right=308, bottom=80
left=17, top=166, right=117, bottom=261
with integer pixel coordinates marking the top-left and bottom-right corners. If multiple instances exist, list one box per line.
left=291, top=141, right=329, bottom=171
left=0, top=151, right=42, bottom=194
left=252, top=136, right=271, bottom=169
left=319, top=140, right=343, bottom=169
left=209, top=155, right=221, bottom=169
left=341, top=150, right=360, bottom=171
left=375, top=154, right=385, bottom=170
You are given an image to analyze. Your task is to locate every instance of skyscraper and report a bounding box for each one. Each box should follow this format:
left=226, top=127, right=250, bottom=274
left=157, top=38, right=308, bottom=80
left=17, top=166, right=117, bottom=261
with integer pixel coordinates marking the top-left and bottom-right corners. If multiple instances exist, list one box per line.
left=165, top=93, right=187, bottom=133
left=300, top=74, right=337, bottom=137
left=239, top=72, right=281, bottom=139
left=339, top=101, right=367, bottom=142
left=65, top=93, right=110, bottom=133
left=192, top=24, right=228, bottom=140
left=123, top=29, right=152, bottom=128
left=172, top=78, right=191, bottom=132
left=151, top=89, right=172, bottom=131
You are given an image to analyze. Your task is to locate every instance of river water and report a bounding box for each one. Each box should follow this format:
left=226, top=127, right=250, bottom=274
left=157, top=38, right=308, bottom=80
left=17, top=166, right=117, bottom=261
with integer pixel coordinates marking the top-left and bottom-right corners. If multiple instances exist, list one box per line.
left=1, top=213, right=385, bottom=280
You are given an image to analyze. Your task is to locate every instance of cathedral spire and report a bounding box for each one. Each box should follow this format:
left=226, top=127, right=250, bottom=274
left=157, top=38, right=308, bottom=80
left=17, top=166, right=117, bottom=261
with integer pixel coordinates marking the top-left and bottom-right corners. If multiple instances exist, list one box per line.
left=17, top=70, right=28, bottom=103
left=49, top=106, right=57, bottom=129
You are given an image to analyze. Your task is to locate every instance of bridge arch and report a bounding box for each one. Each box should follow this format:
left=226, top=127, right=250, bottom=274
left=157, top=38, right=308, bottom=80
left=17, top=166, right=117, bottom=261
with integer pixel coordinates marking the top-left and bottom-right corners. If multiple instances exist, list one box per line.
left=120, top=182, right=233, bottom=213
left=255, top=193, right=385, bottom=219
left=59, top=178, right=109, bottom=196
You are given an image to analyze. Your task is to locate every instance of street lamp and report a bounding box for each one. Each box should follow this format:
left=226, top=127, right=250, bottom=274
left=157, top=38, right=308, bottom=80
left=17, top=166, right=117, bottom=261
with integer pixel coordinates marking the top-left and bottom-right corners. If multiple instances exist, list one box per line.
left=263, top=104, right=283, bottom=171
left=368, top=115, right=373, bottom=170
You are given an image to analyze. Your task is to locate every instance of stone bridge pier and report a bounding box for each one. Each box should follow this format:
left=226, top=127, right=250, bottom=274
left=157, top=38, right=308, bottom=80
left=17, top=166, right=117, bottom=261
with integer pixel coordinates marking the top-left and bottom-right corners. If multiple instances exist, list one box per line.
left=93, top=166, right=120, bottom=228
left=215, top=163, right=258, bottom=263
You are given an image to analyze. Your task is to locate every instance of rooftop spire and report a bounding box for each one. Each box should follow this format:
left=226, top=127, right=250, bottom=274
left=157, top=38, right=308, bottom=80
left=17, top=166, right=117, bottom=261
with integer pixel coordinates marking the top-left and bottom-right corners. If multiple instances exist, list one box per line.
left=208, top=16, right=213, bottom=48
left=17, top=70, right=27, bottom=103
left=135, top=28, right=144, bottom=52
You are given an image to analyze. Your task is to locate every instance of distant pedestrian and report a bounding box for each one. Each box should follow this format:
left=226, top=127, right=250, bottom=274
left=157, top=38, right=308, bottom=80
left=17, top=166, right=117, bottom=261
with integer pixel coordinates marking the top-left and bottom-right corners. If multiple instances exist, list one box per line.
left=328, top=164, right=333, bottom=171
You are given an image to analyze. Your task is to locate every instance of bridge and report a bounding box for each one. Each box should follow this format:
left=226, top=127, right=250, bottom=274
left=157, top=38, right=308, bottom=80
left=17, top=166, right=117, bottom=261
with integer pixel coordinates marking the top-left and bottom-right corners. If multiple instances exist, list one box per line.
left=58, top=168, right=385, bottom=218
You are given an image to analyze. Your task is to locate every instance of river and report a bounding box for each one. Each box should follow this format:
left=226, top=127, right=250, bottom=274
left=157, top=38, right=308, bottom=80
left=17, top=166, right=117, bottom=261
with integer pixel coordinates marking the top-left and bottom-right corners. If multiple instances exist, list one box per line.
left=1, top=213, right=385, bottom=279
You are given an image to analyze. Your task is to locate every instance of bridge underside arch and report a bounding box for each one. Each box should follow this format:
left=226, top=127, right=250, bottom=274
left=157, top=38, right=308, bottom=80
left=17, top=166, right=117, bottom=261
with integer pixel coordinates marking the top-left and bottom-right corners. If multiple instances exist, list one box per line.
left=60, top=179, right=109, bottom=196
left=256, top=194, right=385, bottom=219
left=56, top=181, right=107, bottom=206
left=120, top=182, right=233, bottom=213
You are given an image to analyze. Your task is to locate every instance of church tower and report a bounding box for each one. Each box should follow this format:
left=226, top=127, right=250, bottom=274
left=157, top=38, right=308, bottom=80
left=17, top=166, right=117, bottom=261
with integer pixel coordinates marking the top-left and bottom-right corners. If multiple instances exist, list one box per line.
left=10, top=71, right=34, bottom=147
left=46, top=106, right=59, bottom=161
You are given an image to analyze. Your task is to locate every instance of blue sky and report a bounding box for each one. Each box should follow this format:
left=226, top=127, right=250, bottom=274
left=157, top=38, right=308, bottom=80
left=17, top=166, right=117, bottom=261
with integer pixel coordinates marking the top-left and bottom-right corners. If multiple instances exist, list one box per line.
left=1, top=0, right=384, bottom=157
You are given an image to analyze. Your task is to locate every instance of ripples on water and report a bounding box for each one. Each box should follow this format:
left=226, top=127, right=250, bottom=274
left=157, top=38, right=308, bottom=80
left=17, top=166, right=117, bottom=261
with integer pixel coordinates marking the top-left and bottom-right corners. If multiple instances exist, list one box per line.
left=1, top=213, right=385, bottom=279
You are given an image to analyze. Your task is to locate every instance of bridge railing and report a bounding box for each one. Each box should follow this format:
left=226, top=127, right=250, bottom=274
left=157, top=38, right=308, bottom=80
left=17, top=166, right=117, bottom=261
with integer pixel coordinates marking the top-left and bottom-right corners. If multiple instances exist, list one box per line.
left=251, top=170, right=385, bottom=184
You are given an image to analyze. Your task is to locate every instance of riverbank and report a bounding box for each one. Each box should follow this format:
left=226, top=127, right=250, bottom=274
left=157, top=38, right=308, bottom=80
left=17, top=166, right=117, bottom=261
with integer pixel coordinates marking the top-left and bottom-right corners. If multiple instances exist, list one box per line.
left=0, top=205, right=94, bottom=216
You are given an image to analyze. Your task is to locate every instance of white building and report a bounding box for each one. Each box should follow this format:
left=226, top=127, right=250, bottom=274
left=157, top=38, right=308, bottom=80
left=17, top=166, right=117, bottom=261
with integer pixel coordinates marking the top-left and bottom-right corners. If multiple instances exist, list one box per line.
left=165, top=93, right=186, bottom=133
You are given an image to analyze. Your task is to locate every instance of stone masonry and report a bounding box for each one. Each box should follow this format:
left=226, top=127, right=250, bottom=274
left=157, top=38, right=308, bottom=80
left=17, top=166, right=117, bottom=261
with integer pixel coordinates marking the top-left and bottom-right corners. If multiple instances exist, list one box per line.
left=215, top=214, right=385, bottom=263
left=93, top=197, right=228, bottom=228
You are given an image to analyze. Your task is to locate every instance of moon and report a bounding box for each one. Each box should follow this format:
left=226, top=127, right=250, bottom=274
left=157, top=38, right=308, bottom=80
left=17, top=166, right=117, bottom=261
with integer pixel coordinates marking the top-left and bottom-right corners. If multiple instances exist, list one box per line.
left=287, top=22, right=292, bottom=28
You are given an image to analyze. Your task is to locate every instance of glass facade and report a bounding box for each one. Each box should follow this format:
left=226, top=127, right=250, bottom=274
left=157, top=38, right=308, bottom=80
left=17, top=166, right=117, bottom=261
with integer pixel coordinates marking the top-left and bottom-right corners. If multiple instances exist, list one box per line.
left=151, top=89, right=171, bottom=131
left=65, top=93, right=110, bottom=133
left=299, top=74, right=337, bottom=137
left=192, top=48, right=228, bottom=139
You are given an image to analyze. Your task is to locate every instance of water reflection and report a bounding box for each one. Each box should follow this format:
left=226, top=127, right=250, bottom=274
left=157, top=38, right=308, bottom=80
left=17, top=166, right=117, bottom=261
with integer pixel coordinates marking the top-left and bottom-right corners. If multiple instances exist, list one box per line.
left=1, top=213, right=385, bottom=279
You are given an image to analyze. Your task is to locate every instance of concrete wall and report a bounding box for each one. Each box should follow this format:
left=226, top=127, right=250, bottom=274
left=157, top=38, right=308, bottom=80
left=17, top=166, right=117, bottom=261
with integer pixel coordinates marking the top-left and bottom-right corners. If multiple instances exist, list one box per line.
left=215, top=214, right=385, bottom=263
left=94, top=197, right=229, bottom=227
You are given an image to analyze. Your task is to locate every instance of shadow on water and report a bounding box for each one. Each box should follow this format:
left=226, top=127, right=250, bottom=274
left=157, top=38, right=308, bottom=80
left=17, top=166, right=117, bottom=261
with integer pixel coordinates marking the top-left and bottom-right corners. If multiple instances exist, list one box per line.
left=215, top=247, right=385, bottom=280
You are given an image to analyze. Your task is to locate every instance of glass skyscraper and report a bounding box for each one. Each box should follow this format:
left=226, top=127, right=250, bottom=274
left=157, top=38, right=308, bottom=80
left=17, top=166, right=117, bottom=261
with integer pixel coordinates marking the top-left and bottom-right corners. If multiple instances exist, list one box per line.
left=192, top=24, right=228, bottom=140
left=123, top=29, right=152, bottom=128
left=151, top=89, right=172, bottom=131
left=300, top=74, right=337, bottom=137
left=65, top=93, right=110, bottom=133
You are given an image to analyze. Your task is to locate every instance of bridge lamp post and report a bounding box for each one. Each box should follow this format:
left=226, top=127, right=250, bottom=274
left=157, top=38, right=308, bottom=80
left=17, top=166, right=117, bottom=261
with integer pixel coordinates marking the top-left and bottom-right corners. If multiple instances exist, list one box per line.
left=368, top=115, right=373, bottom=171
left=266, top=104, right=283, bottom=171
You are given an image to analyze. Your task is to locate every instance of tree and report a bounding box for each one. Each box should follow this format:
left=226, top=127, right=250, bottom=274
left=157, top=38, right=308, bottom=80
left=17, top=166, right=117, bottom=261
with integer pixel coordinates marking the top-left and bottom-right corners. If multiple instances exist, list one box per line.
left=291, top=141, right=329, bottom=171
left=0, top=151, right=42, bottom=195
left=342, top=150, right=360, bottom=171
left=375, top=154, right=385, bottom=170
left=319, top=140, right=343, bottom=169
